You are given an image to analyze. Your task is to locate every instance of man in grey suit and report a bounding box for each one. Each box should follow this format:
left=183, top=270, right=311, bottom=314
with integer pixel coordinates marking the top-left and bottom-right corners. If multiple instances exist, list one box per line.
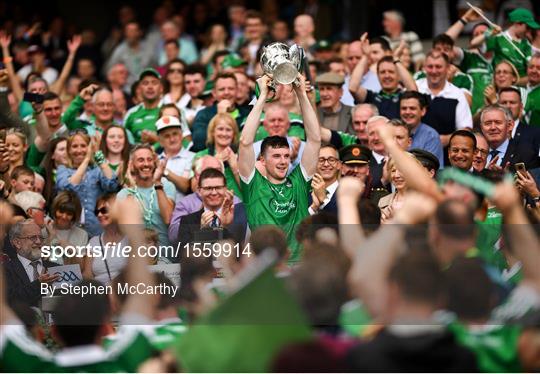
left=316, top=72, right=353, bottom=134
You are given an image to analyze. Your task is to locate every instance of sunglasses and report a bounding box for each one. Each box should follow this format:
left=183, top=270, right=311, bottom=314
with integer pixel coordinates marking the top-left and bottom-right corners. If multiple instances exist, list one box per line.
left=168, top=68, right=184, bottom=74
left=69, top=128, right=89, bottom=136
left=95, top=207, right=109, bottom=216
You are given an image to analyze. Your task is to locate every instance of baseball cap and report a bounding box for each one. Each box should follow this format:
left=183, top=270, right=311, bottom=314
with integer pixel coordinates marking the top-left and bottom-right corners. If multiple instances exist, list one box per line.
left=316, top=72, right=345, bottom=86
left=156, top=115, right=182, bottom=133
left=27, top=45, right=44, bottom=54
left=508, top=8, right=540, bottom=29
left=198, top=80, right=214, bottom=98
left=314, top=40, right=332, bottom=51
left=339, top=144, right=372, bottom=164
left=139, top=68, right=162, bottom=81
left=221, top=53, right=247, bottom=69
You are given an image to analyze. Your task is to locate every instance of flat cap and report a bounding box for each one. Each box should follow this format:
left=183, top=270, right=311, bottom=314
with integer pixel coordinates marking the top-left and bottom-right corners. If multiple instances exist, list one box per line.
left=315, top=72, right=344, bottom=86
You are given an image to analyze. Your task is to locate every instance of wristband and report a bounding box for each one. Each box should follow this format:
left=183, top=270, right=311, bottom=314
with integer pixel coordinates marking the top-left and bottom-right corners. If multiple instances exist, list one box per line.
left=393, top=59, right=401, bottom=64
left=459, top=18, right=468, bottom=26
left=93, top=150, right=106, bottom=165
left=0, top=86, right=8, bottom=93
left=3, top=56, right=12, bottom=64
left=154, top=184, right=164, bottom=190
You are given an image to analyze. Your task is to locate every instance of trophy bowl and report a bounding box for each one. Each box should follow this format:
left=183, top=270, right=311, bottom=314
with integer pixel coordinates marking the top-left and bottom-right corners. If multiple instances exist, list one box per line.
left=260, top=42, right=303, bottom=85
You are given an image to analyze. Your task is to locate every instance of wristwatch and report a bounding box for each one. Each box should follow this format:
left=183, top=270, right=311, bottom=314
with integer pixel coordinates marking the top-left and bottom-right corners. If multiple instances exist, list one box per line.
left=155, top=183, right=164, bottom=190
left=163, top=169, right=170, bottom=178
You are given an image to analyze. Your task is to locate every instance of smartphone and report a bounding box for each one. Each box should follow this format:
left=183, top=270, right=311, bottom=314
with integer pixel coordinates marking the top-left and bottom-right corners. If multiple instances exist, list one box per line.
left=515, top=162, right=526, bottom=174
left=23, top=92, right=44, bottom=104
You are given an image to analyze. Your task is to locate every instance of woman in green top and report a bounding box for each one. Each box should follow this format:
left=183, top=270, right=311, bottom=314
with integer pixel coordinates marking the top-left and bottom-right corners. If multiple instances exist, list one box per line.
left=100, top=125, right=131, bottom=186
left=195, top=113, right=241, bottom=196
left=41, top=137, right=69, bottom=208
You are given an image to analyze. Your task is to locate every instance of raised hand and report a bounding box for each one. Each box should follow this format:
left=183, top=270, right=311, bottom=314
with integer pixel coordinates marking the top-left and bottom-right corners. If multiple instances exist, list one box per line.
left=337, top=176, right=365, bottom=201
left=219, top=190, right=235, bottom=226
left=67, top=34, right=82, bottom=56
left=255, top=74, right=272, bottom=98
left=80, top=83, right=100, bottom=101
left=311, top=173, right=326, bottom=203
left=0, top=32, right=11, bottom=51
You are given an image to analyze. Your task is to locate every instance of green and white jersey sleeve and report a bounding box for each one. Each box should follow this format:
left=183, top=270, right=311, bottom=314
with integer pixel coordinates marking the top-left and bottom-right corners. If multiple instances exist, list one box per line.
left=485, top=31, right=532, bottom=77
left=525, top=85, right=540, bottom=126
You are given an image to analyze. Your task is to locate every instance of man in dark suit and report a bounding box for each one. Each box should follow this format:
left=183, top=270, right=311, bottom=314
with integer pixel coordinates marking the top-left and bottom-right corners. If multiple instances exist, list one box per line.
left=308, top=144, right=341, bottom=215
left=498, top=87, right=540, bottom=170
left=177, top=168, right=248, bottom=253
left=316, top=72, right=354, bottom=134
left=481, top=104, right=539, bottom=171
left=4, top=219, right=59, bottom=307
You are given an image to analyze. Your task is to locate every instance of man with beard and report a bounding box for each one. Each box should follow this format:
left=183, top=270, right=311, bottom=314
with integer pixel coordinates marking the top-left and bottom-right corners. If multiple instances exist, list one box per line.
left=124, top=68, right=163, bottom=143
left=117, top=144, right=175, bottom=247
left=4, top=219, right=59, bottom=306
left=239, top=74, right=320, bottom=263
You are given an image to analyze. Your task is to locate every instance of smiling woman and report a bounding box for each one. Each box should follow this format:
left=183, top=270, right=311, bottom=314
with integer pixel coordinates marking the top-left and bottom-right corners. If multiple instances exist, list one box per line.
left=194, top=113, right=241, bottom=197
left=56, top=133, right=119, bottom=236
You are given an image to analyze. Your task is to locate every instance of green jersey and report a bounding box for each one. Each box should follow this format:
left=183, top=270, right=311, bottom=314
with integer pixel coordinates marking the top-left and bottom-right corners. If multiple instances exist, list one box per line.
left=458, top=50, right=493, bottom=114
left=62, top=95, right=136, bottom=143
left=449, top=322, right=521, bottom=372
left=124, top=103, right=160, bottom=143
left=525, top=84, right=540, bottom=126
left=475, top=207, right=507, bottom=271
left=103, top=319, right=188, bottom=351
left=240, top=166, right=311, bottom=263
left=485, top=31, right=533, bottom=77
left=0, top=323, right=154, bottom=372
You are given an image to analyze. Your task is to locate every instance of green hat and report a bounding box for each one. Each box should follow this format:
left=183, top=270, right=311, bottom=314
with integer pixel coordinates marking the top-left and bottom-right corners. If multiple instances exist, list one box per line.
left=198, top=80, right=214, bottom=98
left=221, top=53, right=247, bottom=69
left=339, top=144, right=372, bottom=165
left=508, top=8, right=540, bottom=29
left=314, top=39, right=332, bottom=51
left=139, top=68, right=161, bottom=81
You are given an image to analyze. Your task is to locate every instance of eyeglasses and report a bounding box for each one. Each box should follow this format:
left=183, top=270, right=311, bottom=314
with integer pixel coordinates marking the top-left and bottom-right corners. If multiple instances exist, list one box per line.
left=475, top=149, right=489, bottom=156
left=199, top=185, right=225, bottom=192
left=95, top=207, right=109, bottom=216
left=19, top=234, right=43, bottom=242
left=318, top=157, right=339, bottom=166
left=168, top=68, right=184, bottom=74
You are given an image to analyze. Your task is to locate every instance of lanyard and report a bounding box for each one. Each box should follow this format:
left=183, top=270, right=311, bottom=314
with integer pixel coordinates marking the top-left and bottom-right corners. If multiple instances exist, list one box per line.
left=126, top=186, right=156, bottom=226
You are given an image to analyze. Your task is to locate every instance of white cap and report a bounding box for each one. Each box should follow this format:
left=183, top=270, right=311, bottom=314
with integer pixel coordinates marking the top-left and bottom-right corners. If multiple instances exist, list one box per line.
left=156, top=115, right=182, bottom=132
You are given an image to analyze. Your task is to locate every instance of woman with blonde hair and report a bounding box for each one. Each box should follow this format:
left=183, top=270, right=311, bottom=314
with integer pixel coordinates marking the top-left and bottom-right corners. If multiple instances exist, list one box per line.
left=484, top=60, right=527, bottom=106
left=56, top=131, right=118, bottom=235
left=378, top=153, right=422, bottom=223
left=194, top=113, right=241, bottom=196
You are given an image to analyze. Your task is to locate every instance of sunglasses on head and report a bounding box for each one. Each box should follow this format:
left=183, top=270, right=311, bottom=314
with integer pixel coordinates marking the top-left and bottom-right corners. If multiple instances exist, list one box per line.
left=94, top=207, right=109, bottom=216
left=69, top=128, right=89, bottom=136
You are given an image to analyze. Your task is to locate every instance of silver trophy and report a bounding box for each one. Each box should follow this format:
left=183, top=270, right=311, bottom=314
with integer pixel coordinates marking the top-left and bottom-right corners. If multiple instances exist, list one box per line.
left=260, top=43, right=303, bottom=86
